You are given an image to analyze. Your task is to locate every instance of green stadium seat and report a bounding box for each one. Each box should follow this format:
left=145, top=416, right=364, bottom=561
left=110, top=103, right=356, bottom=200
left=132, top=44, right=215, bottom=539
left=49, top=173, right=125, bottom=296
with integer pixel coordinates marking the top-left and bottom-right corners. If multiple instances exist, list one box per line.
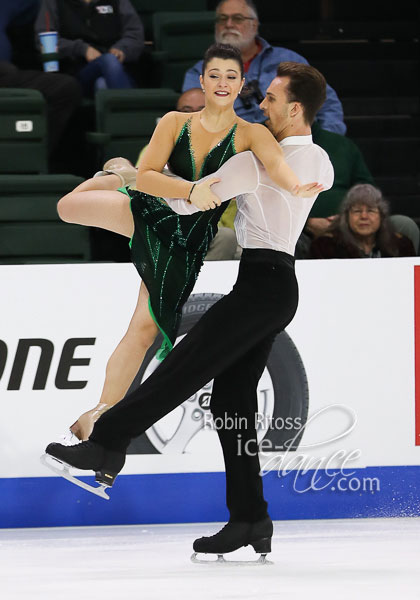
left=152, top=12, right=215, bottom=90
left=87, top=88, right=179, bottom=165
left=0, top=88, right=48, bottom=174
left=130, top=0, right=208, bottom=40
left=0, top=174, right=92, bottom=263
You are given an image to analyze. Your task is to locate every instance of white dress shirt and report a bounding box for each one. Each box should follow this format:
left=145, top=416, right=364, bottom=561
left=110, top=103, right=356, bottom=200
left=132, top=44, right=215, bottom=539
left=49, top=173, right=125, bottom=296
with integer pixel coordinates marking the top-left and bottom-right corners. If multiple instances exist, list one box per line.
left=165, top=135, right=334, bottom=256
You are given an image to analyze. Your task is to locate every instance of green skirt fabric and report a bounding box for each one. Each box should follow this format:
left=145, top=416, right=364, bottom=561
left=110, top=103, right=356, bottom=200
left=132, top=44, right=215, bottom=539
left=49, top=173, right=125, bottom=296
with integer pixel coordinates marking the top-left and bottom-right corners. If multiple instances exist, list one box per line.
left=121, top=118, right=237, bottom=360
left=123, top=186, right=225, bottom=360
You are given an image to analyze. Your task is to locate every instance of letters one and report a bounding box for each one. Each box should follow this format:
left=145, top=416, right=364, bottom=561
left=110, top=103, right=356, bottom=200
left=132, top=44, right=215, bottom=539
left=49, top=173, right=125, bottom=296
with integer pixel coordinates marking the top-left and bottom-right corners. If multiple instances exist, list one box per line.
left=0, top=338, right=95, bottom=390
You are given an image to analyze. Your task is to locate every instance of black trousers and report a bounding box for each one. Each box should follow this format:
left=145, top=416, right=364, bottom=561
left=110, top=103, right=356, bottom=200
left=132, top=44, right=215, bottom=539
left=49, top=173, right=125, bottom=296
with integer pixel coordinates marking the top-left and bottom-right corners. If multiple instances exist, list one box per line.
left=91, top=249, right=299, bottom=522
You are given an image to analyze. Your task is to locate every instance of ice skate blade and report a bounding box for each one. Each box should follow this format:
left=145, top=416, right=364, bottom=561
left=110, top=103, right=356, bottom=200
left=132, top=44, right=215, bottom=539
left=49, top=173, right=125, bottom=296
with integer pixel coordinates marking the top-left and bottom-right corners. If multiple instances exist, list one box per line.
left=190, top=552, right=273, bottom=566
left=40, top=454, right=110, bottom=500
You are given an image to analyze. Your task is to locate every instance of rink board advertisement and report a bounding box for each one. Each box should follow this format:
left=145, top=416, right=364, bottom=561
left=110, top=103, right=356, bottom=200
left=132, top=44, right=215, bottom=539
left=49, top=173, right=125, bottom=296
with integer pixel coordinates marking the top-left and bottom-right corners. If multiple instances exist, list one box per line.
left=0, top=259, right=420, bottom=528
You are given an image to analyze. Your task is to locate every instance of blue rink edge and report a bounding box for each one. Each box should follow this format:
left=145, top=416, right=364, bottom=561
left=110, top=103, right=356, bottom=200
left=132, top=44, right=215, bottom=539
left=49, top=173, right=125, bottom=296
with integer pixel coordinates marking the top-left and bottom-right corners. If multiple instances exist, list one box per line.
left=1, top=465, right=420, bottom=528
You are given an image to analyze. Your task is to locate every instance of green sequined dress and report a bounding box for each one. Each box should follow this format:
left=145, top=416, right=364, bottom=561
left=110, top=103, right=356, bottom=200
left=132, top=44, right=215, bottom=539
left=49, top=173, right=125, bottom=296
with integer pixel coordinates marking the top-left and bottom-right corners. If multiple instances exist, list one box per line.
left=124, top=118, right=237, bottom=360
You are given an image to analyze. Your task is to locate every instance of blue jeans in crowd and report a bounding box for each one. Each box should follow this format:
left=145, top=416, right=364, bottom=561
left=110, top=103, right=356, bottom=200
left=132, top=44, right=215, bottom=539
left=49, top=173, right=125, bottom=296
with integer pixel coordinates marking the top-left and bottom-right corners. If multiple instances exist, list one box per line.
left=77, top=53, right=134, bottom=96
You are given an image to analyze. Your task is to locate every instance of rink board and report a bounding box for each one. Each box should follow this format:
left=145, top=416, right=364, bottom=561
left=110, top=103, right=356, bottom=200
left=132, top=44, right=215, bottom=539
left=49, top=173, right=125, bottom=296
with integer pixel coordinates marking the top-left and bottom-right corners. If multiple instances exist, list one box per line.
left=0, top=259, right=420, bottom=527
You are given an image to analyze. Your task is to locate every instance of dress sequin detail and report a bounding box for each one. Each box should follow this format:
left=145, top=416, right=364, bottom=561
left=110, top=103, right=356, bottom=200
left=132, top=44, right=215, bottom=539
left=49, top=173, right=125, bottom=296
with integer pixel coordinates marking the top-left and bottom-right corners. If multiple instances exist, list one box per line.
left=127, top=118, right=238, bottom=360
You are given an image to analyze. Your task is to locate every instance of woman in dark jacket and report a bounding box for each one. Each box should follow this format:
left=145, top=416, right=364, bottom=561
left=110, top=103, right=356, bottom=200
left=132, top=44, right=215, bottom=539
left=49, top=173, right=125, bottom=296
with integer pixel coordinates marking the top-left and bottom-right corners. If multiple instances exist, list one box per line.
left=310, top=183, right=416, bottom=258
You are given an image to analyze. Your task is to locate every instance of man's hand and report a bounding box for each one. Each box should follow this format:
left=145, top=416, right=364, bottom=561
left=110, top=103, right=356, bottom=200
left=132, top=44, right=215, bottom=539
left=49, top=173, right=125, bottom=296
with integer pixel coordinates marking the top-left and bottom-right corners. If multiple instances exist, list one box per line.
left=291, top=182, right=324, bottom=198
left=189, top=178, right=221, bottom=211
left=109, top=47, right=125, bottom=63
left=85, top=46, right=102, bottom=62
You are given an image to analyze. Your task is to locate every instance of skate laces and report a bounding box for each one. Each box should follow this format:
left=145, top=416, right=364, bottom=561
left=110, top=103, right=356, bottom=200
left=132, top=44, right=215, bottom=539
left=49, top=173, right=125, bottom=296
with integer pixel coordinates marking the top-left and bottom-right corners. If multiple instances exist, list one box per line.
left=57, top=430, right=79, bottom=446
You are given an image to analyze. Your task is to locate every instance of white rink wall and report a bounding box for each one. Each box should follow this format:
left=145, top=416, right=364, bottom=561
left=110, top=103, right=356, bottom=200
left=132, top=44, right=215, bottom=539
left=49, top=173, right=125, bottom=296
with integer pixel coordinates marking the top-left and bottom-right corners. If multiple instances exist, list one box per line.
left=0, top=259, right=419, bottom=527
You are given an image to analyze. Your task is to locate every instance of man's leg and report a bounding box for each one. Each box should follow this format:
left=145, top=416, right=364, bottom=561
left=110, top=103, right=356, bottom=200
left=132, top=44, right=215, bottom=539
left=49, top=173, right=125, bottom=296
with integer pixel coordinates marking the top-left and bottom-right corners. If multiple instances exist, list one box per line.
left=90, top=253, right=298, bottom=453
left=77, top=54, right=133, bottom=96
left=210, top=333, right=277, bottom=523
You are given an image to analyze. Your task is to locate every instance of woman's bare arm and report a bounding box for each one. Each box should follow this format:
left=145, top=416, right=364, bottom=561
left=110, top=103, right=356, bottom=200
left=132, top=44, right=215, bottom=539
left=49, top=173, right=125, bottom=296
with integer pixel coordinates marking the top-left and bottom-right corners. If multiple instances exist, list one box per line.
left=135, top=112, right=193, bottom=199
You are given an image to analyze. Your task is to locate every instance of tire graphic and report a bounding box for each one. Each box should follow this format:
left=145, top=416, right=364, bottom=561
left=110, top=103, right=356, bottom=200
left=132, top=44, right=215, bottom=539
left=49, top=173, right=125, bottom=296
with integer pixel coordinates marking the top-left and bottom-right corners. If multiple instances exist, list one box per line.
left=127, top=293, right=308, bottom=455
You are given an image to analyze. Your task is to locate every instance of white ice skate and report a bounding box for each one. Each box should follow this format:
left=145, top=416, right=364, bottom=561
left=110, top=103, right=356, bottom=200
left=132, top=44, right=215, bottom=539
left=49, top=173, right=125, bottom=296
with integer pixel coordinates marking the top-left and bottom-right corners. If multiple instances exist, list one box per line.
left=40, top=453, right=111, bottom=500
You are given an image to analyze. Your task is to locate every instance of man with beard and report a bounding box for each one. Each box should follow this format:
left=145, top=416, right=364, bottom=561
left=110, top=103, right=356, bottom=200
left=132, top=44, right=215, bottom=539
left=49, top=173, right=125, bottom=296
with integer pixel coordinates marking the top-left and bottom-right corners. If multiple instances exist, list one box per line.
left=183, top=0, right=345, bottom=134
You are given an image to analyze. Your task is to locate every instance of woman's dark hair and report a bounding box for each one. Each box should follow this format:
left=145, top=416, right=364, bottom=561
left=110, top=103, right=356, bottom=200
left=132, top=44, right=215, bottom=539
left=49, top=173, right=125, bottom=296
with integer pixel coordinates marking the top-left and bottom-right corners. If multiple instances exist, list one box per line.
left=328, top=184, right=400, bottom=256
left=202, top=43, right=244, bottom=78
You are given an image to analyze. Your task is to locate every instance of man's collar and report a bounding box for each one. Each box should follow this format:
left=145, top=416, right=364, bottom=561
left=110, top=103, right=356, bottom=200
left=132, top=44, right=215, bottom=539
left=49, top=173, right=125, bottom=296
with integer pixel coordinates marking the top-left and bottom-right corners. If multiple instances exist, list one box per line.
left=280, top=134, right=313, bottom=146
left=256, top=36, right=271, bottom=51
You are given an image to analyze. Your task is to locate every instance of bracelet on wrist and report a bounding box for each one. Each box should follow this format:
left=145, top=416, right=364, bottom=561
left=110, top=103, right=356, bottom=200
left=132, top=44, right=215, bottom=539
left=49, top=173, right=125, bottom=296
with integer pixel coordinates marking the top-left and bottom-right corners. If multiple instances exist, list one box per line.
left=187, top=183, right=196, bottom=204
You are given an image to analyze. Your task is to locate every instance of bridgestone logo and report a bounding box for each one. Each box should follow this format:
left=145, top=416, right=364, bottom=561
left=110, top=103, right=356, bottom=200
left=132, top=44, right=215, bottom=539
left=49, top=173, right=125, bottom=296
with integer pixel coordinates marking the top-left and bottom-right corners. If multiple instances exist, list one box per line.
left=182, top=304, right=213, bottom=314
left=198, top=393, right=211, bottom=409
left=0, top=337, right=95, bottom=390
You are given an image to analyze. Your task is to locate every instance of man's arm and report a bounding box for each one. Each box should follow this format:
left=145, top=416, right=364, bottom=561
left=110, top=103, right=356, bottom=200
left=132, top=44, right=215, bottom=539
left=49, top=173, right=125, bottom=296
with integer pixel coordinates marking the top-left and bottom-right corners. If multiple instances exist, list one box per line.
left=110, top=0, right=144, bottom=62
left=164, top=152, right=260, bottom=213
left=35, top=0, right=89, bottom=59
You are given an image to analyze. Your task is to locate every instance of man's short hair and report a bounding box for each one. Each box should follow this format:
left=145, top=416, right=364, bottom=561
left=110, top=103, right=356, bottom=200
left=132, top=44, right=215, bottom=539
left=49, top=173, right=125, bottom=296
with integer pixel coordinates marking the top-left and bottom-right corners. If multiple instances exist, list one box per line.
left=216, top=0, right=259, bottom=20
left=276, top=62, right=327, bottom=125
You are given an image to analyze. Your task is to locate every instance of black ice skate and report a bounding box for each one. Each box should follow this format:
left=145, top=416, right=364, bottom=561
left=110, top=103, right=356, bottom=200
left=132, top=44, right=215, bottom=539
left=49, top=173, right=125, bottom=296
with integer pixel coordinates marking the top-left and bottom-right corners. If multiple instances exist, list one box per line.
left=40, top=441, right=125, bottom=500
left=191, top=517, right=273, bottom=565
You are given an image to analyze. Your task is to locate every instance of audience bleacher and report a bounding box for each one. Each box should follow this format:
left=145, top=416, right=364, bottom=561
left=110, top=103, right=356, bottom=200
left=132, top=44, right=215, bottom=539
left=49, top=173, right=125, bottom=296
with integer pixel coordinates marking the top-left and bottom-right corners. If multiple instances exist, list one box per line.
left=0, top=0, right=418, bottom=263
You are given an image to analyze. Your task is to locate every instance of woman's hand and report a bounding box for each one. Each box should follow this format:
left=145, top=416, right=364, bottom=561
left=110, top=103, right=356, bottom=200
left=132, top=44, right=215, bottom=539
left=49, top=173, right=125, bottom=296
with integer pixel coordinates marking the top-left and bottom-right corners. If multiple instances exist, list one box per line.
left=189, top=178, right=221, bottom=211
left=291, top=182, right=324, bottom=198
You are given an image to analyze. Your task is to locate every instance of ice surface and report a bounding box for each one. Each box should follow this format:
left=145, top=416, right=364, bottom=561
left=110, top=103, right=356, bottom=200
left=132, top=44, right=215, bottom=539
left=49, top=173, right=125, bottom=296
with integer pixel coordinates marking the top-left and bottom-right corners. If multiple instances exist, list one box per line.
left=0, top=518, right=419, bottom=600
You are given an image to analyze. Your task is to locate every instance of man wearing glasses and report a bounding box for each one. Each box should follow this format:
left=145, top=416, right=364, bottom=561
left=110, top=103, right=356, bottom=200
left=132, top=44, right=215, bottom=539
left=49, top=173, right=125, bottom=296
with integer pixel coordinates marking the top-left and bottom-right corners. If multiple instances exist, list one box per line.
left=183, top=0, right=346, bottom=135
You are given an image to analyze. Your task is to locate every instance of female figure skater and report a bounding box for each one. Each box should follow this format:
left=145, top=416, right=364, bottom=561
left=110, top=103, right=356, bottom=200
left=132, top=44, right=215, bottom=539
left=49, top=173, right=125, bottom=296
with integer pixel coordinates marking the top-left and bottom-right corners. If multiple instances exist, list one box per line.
left=62, top=44, right=321, bottom=440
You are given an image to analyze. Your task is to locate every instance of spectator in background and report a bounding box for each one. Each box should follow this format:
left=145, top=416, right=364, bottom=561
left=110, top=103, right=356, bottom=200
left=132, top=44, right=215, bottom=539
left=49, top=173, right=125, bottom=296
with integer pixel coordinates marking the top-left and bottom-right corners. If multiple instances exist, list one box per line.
left=0, top=0, right=40, bottom=62
left=310, top=120, right=375, bottom=220
left=296, top=121, right=420, bottom=257
left=183, top=0, right=346, bottom=134
left=0, top=0, right=82, bottom=169
left=35, top=0, right=144, bottom=97
left=177, top=88, right=205, bottom=113
left=310, top=184, right=416, bottom=259
left=0, top=61, right=82, bottom=165
left=295, top=120, right=375, bottom=256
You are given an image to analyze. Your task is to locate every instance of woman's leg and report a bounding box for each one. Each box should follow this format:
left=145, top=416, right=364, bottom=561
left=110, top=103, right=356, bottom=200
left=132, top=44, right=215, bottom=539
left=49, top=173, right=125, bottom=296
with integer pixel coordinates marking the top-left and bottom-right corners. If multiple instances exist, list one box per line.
left=57, top=174, right=134, bottom=238
left=61, top=173, right=157, bottom=439
left=71, top=281, right=159, bottom=440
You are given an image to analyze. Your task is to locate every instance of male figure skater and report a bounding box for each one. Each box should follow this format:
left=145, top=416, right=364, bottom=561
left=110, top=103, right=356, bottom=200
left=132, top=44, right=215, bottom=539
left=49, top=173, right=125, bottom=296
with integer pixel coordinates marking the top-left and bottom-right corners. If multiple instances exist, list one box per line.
left=44, top=62, right=334, bottom=561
